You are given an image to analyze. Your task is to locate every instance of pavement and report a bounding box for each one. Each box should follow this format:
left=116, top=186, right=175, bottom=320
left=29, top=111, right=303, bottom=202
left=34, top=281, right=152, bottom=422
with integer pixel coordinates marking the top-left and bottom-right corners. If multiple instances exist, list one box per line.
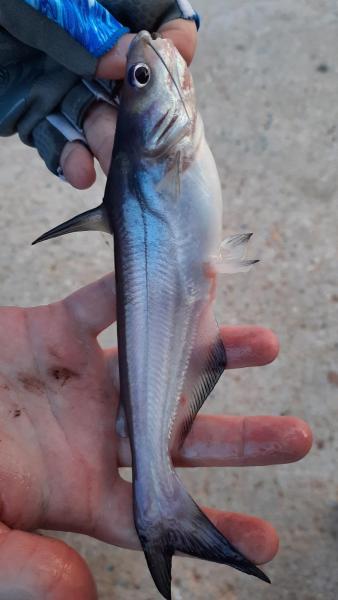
left=0, top=0, right=337, bottom=598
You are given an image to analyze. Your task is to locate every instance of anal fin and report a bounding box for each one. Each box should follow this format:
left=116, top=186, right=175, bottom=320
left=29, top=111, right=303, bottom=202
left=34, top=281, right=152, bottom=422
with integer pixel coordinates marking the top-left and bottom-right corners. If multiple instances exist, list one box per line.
left=174, top=309, right=227, bottom=448
left=32, top=204, right=110, bottom=245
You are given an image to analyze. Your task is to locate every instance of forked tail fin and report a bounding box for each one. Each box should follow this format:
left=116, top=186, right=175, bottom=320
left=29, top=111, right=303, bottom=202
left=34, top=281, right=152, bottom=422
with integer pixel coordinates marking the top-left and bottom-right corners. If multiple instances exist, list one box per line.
left=136, top=483, right=270, bottom=600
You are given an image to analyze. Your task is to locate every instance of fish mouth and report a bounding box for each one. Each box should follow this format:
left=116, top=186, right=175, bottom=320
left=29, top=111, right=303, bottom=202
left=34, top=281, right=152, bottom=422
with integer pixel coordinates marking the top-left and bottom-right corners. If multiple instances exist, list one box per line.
left=127, top=30, right=153, bottom=56
left=128, top=30, right=162, bottom=51
left=150, top=32, right=162, bottom=40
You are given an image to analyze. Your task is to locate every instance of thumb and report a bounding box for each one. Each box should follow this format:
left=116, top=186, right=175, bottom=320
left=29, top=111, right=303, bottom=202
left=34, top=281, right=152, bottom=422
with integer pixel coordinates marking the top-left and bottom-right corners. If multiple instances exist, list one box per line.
left=95, top=33, right=135, bottom=79
left=96, top=19, right=197, bottom=79
left=0, top=524, right=97, bottom=600
left=63, top=273, right=116, bottom=337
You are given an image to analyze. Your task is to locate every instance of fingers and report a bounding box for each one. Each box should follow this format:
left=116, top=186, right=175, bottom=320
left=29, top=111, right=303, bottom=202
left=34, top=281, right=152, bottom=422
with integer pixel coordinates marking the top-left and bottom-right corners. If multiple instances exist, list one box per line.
left=63, top=273, right=116, bottom=335
left=59, top=141, right=96, bottom=189
left=174, top=415, right=313, bottom=467
left=96, top=21, right=197, bottom=79
left=117, top=416, right=312, bottom=468
left=94, top=480, right=278, bottom=566
left=159, top=19, right=198, bottom=65
left=84, top=103, right=118, bottom=175
left=221, top=326, right=279, bottom=369
left=203, top=508, right=279, bottom=565
left=60, top=102, right=118, bottom=186
left=96, top=33, right=136, bottom=79
left=0, top=523, right=97, bottom=599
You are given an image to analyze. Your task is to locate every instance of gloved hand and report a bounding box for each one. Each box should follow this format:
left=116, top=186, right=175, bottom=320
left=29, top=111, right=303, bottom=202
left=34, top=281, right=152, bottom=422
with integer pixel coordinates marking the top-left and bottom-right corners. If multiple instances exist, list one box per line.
left=59, top=17, right=197, bottom=189
left=0, top=0, right=198, bottom=178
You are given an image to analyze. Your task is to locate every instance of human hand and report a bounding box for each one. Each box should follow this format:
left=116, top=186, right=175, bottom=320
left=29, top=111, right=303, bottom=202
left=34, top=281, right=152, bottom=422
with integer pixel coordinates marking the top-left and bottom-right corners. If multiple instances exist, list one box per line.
left=60, top=19, right=197, bottom=189
left=0, top=275, right=311, bottom=598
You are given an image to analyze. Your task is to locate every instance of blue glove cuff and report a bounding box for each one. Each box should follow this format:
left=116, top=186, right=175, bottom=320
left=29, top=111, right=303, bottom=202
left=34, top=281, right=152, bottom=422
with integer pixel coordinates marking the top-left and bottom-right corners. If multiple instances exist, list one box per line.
left=22, top=0, right=130, bottom=57
left=175, top=0, right=200, bottom=29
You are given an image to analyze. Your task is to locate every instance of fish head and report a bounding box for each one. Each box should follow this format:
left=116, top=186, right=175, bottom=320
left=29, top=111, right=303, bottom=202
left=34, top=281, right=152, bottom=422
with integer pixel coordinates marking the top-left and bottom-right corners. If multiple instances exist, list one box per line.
left=117, top=30, right=196, bottom=155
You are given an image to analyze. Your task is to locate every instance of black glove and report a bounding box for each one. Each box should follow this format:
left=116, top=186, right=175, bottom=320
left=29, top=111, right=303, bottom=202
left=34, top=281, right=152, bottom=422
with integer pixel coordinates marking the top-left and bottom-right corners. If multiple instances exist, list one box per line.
left=0, top=0, right=198, bottom=176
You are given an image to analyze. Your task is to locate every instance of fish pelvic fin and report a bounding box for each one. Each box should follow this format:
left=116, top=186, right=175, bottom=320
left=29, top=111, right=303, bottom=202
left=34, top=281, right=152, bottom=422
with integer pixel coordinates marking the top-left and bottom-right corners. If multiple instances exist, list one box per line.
left=213, top=232, right=259, bottom=274
left=32, top=204, right=110, bottom=245
left=137, top=482, right=270, bottom=599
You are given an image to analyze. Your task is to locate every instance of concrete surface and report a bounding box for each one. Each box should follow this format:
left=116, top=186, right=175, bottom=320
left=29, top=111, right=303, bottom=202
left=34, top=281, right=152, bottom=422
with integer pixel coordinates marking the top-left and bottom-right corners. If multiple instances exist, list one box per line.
left=1, top=0, right=338, bottom=598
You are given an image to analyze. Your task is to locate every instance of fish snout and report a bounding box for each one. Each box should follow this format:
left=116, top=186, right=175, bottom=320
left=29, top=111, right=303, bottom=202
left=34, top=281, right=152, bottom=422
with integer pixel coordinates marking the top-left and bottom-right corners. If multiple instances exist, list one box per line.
left=128, top=30, right=153, bottom=56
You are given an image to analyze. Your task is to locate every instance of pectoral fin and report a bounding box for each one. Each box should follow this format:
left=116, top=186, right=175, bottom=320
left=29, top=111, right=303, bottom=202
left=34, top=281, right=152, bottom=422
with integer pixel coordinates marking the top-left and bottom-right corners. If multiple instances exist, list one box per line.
left=213, top=232, right=259, bottom=274
left=174, top=309, right=227, bottom=447
left=32, top=204, right=110, bottom=245
left=156, top=150, right=182, bottom=203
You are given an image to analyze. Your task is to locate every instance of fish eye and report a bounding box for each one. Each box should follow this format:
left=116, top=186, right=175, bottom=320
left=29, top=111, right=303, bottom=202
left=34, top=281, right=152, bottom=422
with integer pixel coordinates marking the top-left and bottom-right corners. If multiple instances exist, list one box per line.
left=128, top=63, right=151, bottom=88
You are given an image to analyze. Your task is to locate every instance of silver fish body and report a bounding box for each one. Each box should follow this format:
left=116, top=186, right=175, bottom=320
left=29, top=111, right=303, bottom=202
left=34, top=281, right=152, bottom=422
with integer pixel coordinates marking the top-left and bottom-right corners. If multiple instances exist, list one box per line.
left=105, top=32, right=267, bottom=598
left=33, top=31, right=268, bottom=599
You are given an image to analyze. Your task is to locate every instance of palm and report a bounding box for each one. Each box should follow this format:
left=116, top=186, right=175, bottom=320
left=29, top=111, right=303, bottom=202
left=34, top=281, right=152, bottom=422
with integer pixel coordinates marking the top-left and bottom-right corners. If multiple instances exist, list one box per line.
left=0, top=275, right=311, bottom=598
left=0, top=276, right=128, bottom=545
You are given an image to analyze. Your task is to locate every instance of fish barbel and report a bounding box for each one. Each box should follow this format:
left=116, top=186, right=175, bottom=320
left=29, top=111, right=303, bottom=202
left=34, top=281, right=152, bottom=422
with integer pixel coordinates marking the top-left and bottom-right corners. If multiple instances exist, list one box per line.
left=34, top=31, right=265, bottom=599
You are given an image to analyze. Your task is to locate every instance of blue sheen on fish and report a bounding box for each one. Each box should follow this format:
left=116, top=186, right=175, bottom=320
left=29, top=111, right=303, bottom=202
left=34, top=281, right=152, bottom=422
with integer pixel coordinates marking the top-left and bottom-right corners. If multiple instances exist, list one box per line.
left=33, top=31, right=266, bottom=599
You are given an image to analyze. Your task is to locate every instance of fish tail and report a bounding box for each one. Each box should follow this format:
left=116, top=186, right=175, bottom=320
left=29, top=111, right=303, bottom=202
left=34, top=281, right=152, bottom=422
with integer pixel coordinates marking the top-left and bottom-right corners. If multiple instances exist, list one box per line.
left=142, top=541, right=173, bottom=600
left=136, top=480, right=270, bottom=599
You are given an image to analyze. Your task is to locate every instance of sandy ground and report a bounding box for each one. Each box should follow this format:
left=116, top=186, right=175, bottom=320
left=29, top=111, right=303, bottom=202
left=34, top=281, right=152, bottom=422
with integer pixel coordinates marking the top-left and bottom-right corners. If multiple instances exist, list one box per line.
left=0, top=0, right=338, bottom=598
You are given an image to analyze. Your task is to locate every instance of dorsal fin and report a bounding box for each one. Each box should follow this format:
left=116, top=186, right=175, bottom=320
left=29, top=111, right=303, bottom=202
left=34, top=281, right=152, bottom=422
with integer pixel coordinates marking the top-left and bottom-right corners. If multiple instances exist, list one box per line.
left=32, top=204, right=110, bottom=245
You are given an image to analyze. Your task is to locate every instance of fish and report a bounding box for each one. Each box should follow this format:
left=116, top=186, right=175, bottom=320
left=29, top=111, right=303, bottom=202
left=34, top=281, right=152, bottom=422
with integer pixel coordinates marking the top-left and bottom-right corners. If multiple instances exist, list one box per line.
left=33, top=30, right=266, bottom=599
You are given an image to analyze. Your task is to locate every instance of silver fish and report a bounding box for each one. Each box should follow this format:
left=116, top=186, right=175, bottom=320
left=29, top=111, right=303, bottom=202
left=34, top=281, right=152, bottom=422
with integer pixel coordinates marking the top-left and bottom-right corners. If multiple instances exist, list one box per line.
left=34, top=31, right=266, bottom=599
